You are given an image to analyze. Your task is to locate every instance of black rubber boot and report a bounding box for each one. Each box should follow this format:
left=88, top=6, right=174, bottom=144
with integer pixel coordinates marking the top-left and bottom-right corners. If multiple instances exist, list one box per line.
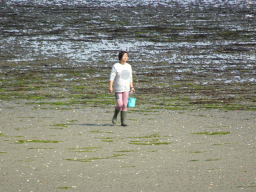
left=112, top=109, right=120, bottom=124
left=121, top=111, right=127, bottom=126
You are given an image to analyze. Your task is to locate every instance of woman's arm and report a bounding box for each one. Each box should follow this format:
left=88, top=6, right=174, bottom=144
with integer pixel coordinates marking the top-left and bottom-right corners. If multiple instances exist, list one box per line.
left=109, top=65, right=116, bottom=93
left=109, top=80, right=114, bottom=93
left=130, top=66, right=135, bottom=92
left=130, top=82, right=135, bottom=92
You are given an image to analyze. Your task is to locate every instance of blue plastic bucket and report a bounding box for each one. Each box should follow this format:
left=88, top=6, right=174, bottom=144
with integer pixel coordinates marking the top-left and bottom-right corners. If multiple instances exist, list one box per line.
left=127, top=97, right=136, bottom=107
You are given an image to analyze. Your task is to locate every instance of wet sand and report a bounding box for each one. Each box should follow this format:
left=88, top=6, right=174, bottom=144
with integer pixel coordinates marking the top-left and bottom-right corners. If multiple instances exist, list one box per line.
left=1, top=101, right=255, bottom=191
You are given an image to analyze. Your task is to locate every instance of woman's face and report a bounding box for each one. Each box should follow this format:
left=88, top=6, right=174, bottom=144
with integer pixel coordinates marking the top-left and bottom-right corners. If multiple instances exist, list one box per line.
left=121, top=53, right=128, bottom=62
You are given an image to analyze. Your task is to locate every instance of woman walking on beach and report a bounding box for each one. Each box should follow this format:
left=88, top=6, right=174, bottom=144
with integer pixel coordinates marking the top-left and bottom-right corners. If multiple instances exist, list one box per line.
left=109, top=51, right=135, bottom=126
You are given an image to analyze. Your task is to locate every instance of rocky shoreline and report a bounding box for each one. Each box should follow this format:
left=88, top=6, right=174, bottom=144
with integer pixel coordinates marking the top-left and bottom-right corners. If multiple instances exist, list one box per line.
left=1, top=1, right=256, bottom=111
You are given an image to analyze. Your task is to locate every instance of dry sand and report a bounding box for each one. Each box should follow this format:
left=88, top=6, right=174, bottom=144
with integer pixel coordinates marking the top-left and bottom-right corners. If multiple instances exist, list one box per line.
left=0, top=101, right=256, bottom=191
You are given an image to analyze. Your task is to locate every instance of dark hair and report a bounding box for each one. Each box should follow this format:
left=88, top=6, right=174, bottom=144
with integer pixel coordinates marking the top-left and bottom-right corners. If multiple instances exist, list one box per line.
left=118, top=51, right=128, bottom=61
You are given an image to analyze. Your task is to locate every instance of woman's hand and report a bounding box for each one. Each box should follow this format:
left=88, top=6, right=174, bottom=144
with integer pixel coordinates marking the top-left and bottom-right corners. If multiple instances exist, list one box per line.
left=130, top=87, right=135, bottom=92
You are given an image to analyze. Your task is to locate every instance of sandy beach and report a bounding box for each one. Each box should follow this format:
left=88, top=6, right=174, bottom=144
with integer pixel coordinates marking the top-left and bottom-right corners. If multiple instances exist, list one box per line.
left=1, top=100, right=255, bottom=192
left=1, top=1, right=256, bottom=191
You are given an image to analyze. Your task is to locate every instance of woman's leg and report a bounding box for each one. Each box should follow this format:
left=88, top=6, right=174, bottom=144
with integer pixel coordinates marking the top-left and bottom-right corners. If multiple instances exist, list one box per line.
left=120, top=91, right=129, bottom=126
left=115, top=92, right=123, bottom=110
left=121, top=91, right=129, bottom=111
left=112, top=92, right=123, bottom=124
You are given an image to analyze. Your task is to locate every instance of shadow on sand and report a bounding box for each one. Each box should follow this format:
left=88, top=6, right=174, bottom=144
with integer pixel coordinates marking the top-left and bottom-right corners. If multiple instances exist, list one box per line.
left=72, top=124, right=115, bottom=127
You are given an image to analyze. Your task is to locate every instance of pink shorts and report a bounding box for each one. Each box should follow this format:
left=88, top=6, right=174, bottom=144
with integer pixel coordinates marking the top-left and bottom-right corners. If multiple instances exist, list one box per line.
left=115, top=91, right=129, bottom=111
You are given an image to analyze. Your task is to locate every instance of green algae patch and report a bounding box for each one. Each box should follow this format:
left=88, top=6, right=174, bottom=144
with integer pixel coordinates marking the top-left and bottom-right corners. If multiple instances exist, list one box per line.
left=213, top=143, right=231, bottom=145
left=51, top=124, right=68, bottom=128
left=90, top=130, right=103, bottom=133
left=191, top=151, right=207, bottom=153
left=30, top=100, right=88, bottom=106
left=57, top=186, right=73, bottom=189
left=129, top=133, right=171, bottom=145
left=66, top=157, right=102, bottom=162
left=165, top=107, right=186, bottom=110
left=102, top=137, right=114, bottom=142
left=91, top=130, right=115, bottom=134
left=129, top=140, right=171, bottom=145
left=128, top=109, right=154, bottom=113
left=15, top=139, right=62, bottom=144
left=65, top=153, right=127, bottom=163
left=142, top=133, right=160, bottom=138
left=111, top=154, right=127, bottom=158
left=191, top=131, right=230, bottom=136
left=206, top=159, right=220, bottom=161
